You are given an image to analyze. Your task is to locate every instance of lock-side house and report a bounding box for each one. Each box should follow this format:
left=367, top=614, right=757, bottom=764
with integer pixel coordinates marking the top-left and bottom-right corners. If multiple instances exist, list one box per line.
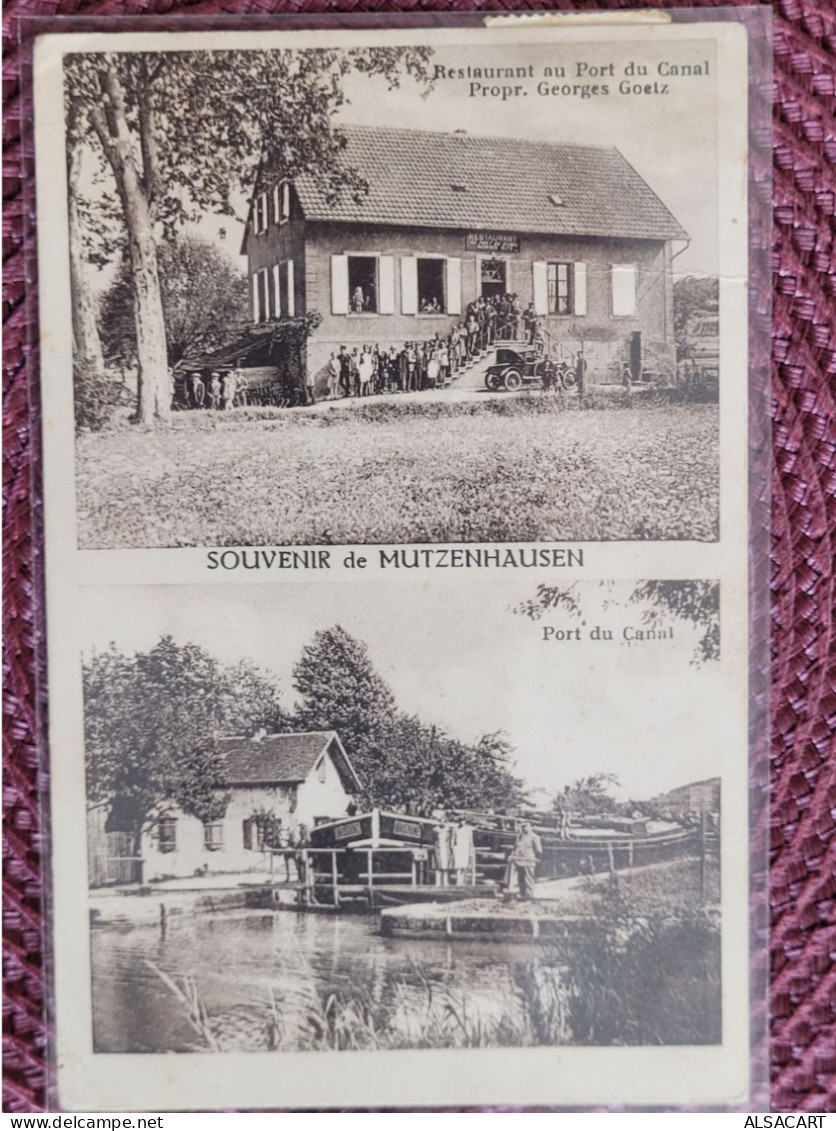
left=241, top=125, right=688, bottom=389
left=88, top=730, right=362, bottom=886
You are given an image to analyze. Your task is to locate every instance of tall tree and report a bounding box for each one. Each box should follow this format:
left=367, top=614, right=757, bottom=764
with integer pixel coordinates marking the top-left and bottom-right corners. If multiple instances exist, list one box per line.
left=292, top=625, right=398, bottom=763
left=292, top=626, right=523, bottom=812
left=64, top=47, right=433, bottom=425
left=66, top=101, right=105, bottom=378
left=84, top=636, right=287, bottom=856
left=100, top=235, right=249, bottom=368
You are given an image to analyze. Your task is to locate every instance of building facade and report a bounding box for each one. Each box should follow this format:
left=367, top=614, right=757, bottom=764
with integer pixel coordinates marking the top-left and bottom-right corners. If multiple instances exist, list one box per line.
left=88, top=731, right=362, bottom=886
left=242, top=126, right=688, bottom=389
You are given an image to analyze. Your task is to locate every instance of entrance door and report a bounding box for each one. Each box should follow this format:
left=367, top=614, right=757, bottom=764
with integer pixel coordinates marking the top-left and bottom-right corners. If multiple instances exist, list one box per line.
left=629, top=331, right=642, bottom=382
left=480, top=258, right=507, bottom=299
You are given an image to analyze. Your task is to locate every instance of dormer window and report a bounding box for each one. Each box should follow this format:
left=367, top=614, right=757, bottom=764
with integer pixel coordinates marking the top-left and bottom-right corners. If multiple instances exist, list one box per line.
left=548, top=193, right=565, bottom=207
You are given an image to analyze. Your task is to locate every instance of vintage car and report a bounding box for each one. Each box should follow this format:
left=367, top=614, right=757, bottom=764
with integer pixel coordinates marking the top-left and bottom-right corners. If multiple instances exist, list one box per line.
left=484, top=347, right=577, bottom=392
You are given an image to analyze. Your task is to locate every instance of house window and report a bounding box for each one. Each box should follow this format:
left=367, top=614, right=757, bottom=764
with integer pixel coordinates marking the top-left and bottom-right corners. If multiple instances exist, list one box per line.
left=316, top=758, right=327, bottom=784
left=417, top=259, right=445, bottom=313
left=158, top=817, right=177, bottom=854
left=547, top=263, right=573, bottom=315
left=203, top=821, right=224, bottom=851
left=252, top=268, right=271, bottom=323
left=243, top=818, right=254, bottom=850
left=348, top=257, right=378, bottom=313
left=611, top=264, right=638, bottom=317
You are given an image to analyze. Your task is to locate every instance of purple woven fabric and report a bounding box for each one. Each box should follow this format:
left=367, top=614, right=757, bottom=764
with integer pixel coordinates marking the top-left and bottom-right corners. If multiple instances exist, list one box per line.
left=3, top=0, right=834, bottom=1113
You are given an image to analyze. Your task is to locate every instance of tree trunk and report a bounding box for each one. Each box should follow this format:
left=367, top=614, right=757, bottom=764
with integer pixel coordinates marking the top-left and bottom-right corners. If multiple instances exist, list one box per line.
left=91, top=63, right=171, bottom=426
left=67, top=131, right=105, bottom=376
left=122, top=176, right=170, bottom=424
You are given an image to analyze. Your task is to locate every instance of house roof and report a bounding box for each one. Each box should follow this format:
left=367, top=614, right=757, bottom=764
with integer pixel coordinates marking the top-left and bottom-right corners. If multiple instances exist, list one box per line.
left=219, top=730, right=362, bottom=792
left=292, top=126, right=687, bottom=242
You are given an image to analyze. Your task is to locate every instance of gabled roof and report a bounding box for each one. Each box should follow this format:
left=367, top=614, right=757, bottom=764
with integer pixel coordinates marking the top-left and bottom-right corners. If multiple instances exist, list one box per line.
left=219, top=730, right=362, bottom=793
left=291, top=126, right=687, bottom=242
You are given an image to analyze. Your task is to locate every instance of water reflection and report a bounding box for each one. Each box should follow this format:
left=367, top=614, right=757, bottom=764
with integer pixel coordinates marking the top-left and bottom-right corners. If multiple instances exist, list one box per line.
left=92, top=910, right=555, bottom=1053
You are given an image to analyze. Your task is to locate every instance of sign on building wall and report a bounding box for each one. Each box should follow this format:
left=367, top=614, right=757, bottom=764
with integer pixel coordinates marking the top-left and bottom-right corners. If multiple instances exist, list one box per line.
left=465, top=232, right=520, bottom=253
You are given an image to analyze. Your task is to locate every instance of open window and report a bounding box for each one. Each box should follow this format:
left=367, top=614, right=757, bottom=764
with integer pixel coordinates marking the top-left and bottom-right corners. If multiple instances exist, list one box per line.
left=417, top=258, right=445, bottom=313
left=348, top=256, right=378, bottom=313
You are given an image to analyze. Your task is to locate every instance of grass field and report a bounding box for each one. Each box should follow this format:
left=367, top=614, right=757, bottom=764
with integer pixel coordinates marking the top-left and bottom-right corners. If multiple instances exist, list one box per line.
left=76, top=398, right=719, bottom=548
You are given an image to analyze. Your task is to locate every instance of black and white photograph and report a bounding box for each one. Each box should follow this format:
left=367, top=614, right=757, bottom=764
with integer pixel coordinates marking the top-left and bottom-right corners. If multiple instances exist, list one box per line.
left=35, top=18, right=753, bottom=1112
left=84, top=577, right=724, bottom=1059
left=53, top=26, right=726, bottom=549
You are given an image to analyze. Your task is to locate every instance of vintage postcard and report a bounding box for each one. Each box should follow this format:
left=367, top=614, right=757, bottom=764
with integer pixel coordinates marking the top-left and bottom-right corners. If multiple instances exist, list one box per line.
left=33, top=14, right=754, bottom=1110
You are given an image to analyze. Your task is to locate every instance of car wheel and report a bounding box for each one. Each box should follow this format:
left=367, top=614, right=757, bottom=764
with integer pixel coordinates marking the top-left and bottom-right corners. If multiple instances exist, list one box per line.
left=503, top=368, right=523, bottom=391
left=561, top=370, right=578, bottom=390
left=485, top=371, right=502, bottom=391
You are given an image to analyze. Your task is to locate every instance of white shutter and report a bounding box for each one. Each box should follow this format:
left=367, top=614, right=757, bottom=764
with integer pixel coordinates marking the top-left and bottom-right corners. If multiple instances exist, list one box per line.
left=272, top=265, right=282, bottom=318
left=251, top=273, right=260, bottom=322
left=282, top=183, right=290, bottom=221
left=445, top=257, right=462, bottom=315
left=612, top=264, right=637, bottom=316
left=273, top=186, right=281, bottom=226
left=331, top=255, right=349, bottom=315
left=532, top=261, right=548, bottom=316
left=401, top=256, right=418, bottom=315
left=378, top=256, right=395, bottom=314
left=286, top=259, right=295, bottom=317
left=573, top=262, right=588, bottom=316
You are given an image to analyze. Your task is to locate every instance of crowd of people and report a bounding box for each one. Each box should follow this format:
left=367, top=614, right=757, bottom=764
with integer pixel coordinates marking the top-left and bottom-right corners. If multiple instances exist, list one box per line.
left=320, top=293, right=548, bottom=401
left=180, top=292, right=554, bottom=410
left=183, top=368, right=239, bottom=410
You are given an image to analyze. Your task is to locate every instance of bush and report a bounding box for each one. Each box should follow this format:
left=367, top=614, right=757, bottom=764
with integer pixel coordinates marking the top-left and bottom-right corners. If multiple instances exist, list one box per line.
left=74, top=365, right=129, bottom=432
left=557, top=896, right=721, bottom=1045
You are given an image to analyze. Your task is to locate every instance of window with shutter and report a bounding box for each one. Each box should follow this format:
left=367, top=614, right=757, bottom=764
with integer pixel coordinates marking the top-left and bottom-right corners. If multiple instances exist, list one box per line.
left=611, top=265, right=637, bottom=317
left=416, top=258, right=445, bottom=313
left=348, top=257, right=378, bottom=313
left=546, top=262, right=573, bottom=315
left=203, top=821, right=224, bottom=851
left=158, top=817, right=177, bottom=853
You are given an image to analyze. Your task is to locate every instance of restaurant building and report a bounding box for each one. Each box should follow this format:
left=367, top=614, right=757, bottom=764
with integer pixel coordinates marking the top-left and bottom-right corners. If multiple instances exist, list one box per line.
left=242, top=125, right=688, bottom=387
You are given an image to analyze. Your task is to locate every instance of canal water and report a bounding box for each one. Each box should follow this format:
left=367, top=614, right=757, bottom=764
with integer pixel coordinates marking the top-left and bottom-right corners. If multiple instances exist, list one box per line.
left=92, top=909, right=564, bottom=1053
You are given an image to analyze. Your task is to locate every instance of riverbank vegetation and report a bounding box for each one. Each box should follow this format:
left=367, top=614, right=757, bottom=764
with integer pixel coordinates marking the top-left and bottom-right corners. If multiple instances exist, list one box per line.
left=148, top=895, right=720, bottom=1052
left=76, top=398, right=719, bottom=548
